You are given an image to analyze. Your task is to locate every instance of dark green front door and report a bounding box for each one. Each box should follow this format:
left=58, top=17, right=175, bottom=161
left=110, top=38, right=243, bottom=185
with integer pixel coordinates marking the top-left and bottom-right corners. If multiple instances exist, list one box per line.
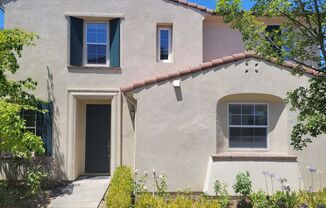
left=85, top=104, right=110, bottom=173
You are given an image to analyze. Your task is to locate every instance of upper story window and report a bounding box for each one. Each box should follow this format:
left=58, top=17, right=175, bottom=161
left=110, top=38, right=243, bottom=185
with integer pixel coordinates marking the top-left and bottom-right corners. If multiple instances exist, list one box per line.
left=228, top=104, right=268, bottom=149
left=85, top=22, right=109, bottom=65
left=69, top=17, right=120, bottom=68
left=266, top=25, right=281, bottom=53
left=157, top=26, right=172, bottom=62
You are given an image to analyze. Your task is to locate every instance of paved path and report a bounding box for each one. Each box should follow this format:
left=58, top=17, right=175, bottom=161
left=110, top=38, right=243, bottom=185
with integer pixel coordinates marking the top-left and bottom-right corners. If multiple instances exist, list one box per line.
left=48, top=176, right=110, bottom=208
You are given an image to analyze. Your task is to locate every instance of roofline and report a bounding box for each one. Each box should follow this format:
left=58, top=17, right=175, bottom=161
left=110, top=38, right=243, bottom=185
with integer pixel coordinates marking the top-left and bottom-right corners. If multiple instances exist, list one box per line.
left=167, top=0, right=216, bottom=15
left=120, top=51, right=322, bottom=92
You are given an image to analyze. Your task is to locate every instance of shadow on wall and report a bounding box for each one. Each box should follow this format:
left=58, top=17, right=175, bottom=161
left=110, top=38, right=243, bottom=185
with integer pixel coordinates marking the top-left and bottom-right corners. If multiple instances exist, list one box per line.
left=47, top=66, right=66, bottom=181
left=216, top=93, right=286, bottom=153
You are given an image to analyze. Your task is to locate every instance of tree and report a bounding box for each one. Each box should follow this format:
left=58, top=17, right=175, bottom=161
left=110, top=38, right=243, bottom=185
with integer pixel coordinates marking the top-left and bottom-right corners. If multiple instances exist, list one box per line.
left=0, top=28, right=47, bottom=201
left=216, top=0, right=326, bottom=150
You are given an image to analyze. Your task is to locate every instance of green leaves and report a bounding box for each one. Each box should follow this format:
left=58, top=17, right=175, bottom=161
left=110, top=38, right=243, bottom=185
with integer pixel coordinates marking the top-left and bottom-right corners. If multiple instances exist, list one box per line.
left=286, top=77, right=326, bottom=150
left=0, top=29, right=44, bottom=158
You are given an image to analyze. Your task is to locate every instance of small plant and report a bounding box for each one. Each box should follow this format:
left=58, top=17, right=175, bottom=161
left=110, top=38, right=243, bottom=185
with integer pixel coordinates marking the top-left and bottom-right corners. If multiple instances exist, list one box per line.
left=106, top=166, right=134, bottom=208
left=270, top=191, right=300, bottom=208
left=233, top=171, right=252, bottom=199
left=214, top=180, right=230, bottom=208
left=134, top=170, right=149, bottom=195
left=250, top=190, right=269, bottom=208
left=156, top=172, right=168, bottom=197
left=26, top=166, right=47, bottom=196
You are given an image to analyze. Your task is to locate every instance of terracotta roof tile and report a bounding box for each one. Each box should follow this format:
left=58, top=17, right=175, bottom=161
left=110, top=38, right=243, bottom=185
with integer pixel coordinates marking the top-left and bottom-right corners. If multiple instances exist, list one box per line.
left=168, top=0, right=216, bottom=14
left=120, top=52, right=322, bottom=92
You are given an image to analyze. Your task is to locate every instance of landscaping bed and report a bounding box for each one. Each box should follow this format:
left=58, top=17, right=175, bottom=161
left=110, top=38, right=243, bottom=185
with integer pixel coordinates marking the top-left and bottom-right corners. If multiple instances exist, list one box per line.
left=106, top=166, right=326, bottom=208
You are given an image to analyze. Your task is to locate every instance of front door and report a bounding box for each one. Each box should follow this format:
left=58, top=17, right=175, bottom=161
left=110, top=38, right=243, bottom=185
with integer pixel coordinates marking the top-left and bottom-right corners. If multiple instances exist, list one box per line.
left=85, top=104, right=110, bottom=173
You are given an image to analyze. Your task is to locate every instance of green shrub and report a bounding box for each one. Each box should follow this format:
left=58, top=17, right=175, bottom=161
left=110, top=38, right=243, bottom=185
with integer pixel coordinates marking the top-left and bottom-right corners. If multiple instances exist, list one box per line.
left=135, top=194, right=166, bottom=208
left=233, top=171, right=252, bottom=199
left=299, top=188, right=326, bottom=207
left=106, top=166, right=134, bottom=208
left=270, top=191, right=300, bottom=208
left=192, top=196, right=221, bottom=208
left=250, top=190, right=269, bottom=208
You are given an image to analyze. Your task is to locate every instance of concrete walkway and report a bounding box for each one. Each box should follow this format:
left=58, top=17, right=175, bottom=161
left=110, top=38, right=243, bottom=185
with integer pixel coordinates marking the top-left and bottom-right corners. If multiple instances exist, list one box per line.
left=48, top=176, right=110, bottom=208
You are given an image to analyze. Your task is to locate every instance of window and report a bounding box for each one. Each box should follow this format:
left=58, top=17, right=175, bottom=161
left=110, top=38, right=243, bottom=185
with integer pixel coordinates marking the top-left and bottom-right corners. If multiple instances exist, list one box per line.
left=0, top=7, right=4, bottom=29
left=158, top=26, right=172, bottom=62
left=85, top=22, right=109, bottom=65
left=20, top=102, right=53, bottom=156
left=265, top=25, right=281, bottom=54
left=69, top=17, right=120, bottom=67
left=22, top=110, right=37, bottom=134
left=228, top=104, right=268, bottom=149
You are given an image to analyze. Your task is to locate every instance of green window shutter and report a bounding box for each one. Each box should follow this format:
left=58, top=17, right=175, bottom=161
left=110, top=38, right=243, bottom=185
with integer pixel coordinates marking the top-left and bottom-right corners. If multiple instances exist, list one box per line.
left=37, top=101, right=53, bottom=156
left=70, top=17, right=84, bottom=66
left=110, top=18, right=121, bottom=67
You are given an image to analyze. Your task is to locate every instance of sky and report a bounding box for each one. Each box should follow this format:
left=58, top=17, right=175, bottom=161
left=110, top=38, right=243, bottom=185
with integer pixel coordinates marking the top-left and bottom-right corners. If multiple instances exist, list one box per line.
left=190, top=0, right=255, bottom=10
left=0, top=8, right=3, bottom=29
left=0, top=0, right=255, bottom=29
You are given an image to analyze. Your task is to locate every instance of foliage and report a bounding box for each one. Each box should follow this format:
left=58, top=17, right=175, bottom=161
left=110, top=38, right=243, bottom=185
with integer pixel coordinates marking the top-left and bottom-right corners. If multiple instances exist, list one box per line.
left=0, top=28, right=48, bottom=203
left=135, top=193, right=221, bottom=208
left=135, top=193, right=166, bottom=208
left=250, top=190, right=269, bottom=208
left=156, top=172, right=168, bottom=197
left=134, top=170, right=149, bottom=195
left=286, top=76, right=326, bottom=150
left=106, top=166, right=134, bottom=208
left=299, top=188, right=326, bottom=207
left=214, top=180, right=230, bottom=208
left=0, top=28, right=45, bottom=158
left=233, top=171, right=252, bottom=199
left=216, top=0, right=326, bottom=149
left=269, top=191, right=300, bottom=208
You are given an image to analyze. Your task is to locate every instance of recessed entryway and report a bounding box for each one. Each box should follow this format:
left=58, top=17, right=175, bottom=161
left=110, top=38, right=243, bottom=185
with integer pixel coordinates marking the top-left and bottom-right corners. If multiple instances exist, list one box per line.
left=85, top=104, right=111, bottom=174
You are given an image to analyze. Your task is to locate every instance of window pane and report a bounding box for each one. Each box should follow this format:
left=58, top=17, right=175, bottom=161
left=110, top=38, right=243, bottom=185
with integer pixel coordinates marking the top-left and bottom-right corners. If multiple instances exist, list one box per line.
left=87, top=45, right=107, bottom=64
left=230, top=127, right=241, bottom=136
left=229, top=104, right=241, bottom=114
left=229, top=115, right=241, bottom=125
left=160, top=29, right=169, bottom=60
left=229, top=137, right=242, bottom=148
left=255, top=105, right=267, bottom=116
left=23, top=110, right=36, bottom=127
left=87, top=23, right=107, bottom=44
left=255, top=115, right=267, bottom=125
left=242, top=115, right=254, bottom=125
left=242, top=104, right=254, bottom=114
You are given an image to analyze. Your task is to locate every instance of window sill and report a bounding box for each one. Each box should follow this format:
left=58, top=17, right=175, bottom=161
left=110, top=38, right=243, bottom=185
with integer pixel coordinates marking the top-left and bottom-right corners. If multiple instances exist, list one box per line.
left=68, top=65, right=121, bottom=70
left=211, top=152, right=297, bottom=162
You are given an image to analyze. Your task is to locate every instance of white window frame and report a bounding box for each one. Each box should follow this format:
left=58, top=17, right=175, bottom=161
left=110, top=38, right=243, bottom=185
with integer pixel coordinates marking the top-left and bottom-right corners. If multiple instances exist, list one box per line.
left=227, top=103, right=269, bottom=151
left=83, top=21, right=110, bottom=67
left=157, top=26, right=172, bottom=63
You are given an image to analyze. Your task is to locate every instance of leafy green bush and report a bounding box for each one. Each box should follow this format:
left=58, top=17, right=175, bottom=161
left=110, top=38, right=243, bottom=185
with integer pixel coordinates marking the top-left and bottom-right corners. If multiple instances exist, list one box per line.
left=250, top=190, right=269, bottom=208
left=233, top=171, right=252, bottom=199
left=106, top=166, right=134, bottom=208
left=299, top=188, right=326, bottom=207
left=135, top=194, right=166, bottom=208
left=270, top=191, right=300, bottom=208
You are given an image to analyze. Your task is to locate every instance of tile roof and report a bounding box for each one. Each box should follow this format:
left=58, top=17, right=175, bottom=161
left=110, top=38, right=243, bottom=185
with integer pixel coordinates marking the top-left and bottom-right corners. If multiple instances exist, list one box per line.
left=120, top=51, right=322, bottom=92
left=167, top=0, right=216, bottom=14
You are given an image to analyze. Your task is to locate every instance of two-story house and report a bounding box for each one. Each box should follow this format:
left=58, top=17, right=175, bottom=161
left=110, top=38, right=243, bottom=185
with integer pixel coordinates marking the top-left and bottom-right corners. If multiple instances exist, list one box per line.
left=1, top=0, right=325, bottom=194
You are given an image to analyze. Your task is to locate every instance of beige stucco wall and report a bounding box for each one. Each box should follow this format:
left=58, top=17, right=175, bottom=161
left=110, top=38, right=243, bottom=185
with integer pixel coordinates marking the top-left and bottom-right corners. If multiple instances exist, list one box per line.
left=131, top=58, right=326, bottom=192
left=2, top=0, right=207, bottom=180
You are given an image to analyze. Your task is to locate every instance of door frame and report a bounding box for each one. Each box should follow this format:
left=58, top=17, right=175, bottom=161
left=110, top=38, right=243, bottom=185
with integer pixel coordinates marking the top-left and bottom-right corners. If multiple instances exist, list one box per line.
left=66, top=89, right=121, bottom=180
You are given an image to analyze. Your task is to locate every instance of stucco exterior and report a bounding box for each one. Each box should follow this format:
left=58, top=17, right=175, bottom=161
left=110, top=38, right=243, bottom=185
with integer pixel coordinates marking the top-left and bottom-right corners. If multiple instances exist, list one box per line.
left=1, top=0, right=325, bottom=194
